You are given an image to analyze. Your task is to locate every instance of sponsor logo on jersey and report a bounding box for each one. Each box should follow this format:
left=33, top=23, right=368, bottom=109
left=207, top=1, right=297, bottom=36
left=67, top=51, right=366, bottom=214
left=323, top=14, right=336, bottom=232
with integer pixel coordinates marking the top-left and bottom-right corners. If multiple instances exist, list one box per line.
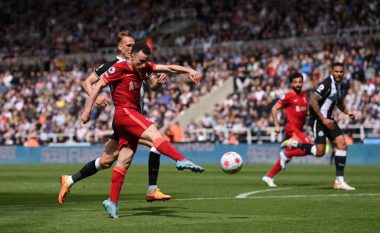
left=129, top=81, right=134, bottom=90
left=295, top=105, right=307, bottom=112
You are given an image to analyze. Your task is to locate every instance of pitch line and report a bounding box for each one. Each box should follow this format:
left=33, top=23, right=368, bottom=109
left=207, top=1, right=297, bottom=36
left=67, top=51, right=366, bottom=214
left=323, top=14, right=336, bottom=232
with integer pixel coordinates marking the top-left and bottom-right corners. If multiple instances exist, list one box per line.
left=235, top=188, right=292, bottom=199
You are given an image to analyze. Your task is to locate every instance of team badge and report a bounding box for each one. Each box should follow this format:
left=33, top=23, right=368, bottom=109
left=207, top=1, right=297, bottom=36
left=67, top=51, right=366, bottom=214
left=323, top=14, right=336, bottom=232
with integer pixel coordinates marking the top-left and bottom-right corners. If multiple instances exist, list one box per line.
left=108, top=67, right=116, bottom=74
left=318, top=131, right=324, bottom=137
left=318, top=84, right=324, bottom=91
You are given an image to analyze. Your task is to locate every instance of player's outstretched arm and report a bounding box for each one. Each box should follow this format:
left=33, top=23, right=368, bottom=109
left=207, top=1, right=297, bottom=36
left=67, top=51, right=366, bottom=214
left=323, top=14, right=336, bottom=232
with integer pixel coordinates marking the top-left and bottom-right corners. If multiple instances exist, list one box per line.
left=310, top=93, right=335, bottom=129
left=154, top=64, right=202, bottom=84
left=81, top=78, right=108, bottom=124
left=271, top=102, right=282, bottom=135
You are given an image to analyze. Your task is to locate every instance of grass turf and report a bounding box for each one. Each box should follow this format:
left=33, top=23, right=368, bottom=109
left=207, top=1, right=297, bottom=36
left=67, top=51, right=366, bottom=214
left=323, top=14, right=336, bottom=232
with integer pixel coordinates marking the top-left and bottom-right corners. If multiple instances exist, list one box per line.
left=0, top=164, right=379, bottom=233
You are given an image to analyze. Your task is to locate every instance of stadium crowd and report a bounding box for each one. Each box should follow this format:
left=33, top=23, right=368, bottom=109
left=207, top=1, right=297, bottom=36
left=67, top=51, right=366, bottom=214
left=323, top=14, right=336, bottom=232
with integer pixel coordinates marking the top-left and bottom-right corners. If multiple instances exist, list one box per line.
left=0, top=37, right=379, bottom=145
left=1, top=0, right=379, bottom=56
left=0, top=0, right=380, bottom=145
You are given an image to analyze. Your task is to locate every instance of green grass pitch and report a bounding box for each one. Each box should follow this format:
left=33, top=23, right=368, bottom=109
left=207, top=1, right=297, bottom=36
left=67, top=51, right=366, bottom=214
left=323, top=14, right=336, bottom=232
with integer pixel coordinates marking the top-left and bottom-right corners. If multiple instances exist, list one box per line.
left=0, top=164, right=379, bottom=233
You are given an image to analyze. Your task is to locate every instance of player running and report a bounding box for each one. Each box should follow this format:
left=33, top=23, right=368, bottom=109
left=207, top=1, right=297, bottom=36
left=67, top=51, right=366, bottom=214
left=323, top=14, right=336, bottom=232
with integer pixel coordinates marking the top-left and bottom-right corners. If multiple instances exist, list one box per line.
left=81, top=42, right=205, bottom=218
left=308, top=62, right=355, bottom=190
left=58, top=30, right=171, bottom=205
left=262, top=72, right=317, bottom=187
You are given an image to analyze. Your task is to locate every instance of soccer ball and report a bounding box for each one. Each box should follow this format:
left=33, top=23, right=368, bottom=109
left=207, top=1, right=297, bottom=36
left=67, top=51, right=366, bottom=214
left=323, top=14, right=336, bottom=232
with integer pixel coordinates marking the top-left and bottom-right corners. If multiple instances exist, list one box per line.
left=220, top=151, right=243, bottom=174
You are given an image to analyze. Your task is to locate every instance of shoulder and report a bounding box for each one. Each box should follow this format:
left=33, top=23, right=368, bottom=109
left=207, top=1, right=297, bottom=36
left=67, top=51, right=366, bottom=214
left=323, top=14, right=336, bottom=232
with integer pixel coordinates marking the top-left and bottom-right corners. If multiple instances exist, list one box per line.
left=316, top=77, right=332, bottom=92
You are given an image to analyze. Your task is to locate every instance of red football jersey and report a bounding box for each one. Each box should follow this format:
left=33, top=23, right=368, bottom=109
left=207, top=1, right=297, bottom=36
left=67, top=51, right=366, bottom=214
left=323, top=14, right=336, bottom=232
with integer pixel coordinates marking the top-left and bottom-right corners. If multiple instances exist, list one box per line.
left=100, top=61, right=156, bottom=110
left=277, top=91, right=308, bottom=132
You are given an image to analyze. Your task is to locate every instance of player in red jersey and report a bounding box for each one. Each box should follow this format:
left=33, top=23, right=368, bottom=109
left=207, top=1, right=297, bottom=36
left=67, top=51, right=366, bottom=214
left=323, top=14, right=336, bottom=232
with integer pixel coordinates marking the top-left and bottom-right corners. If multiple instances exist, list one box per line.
left=58, top=30, right=171, bottom=205
left=262, top=72, right=317, bottom=187
left=81, top=42, right=204, bottom=218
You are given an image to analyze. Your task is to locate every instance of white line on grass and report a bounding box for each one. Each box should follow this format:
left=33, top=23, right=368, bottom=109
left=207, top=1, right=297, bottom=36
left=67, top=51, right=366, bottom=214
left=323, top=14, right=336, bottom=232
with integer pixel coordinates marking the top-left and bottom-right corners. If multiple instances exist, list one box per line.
left=1, top=193, right=380, bottom=208
left=235, top=188, right=292, bottom=199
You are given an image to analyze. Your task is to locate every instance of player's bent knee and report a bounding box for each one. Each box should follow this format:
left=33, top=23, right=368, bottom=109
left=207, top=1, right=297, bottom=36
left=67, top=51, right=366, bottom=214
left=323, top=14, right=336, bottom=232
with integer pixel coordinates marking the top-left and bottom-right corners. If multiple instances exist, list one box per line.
left=153, top=137, right=168, bottom=149
left=315, top=148, right=326, bottom=157
left=99, top=151, right=118, bottom=169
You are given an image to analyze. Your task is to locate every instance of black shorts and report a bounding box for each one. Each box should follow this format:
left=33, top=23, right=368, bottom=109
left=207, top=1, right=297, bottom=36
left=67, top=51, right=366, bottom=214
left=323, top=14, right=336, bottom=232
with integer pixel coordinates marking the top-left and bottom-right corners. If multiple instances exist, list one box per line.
left=309, top=119, right=344, bottom=144
left=110, top=119, right=119, bottom=141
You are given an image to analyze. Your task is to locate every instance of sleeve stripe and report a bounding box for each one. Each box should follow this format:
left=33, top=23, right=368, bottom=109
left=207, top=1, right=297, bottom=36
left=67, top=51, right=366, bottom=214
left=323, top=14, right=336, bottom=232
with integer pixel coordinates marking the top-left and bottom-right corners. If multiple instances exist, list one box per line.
left=94, top=71, right=101, bottom=80
left=314, top=91, right=323, bottom=98
left=101, top=74, right=110, bottom=84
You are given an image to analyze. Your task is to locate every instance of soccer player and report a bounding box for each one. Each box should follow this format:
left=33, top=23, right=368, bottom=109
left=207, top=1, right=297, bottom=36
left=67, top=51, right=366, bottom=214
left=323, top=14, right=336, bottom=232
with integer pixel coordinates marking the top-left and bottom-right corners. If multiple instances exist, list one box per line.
left=81, top=42, right=204, bottom=218
left=308, top=62, right=355, bottom=190
left=58, top=30, right=171, bottom=205
left=262, top=72, right=317, bottom=187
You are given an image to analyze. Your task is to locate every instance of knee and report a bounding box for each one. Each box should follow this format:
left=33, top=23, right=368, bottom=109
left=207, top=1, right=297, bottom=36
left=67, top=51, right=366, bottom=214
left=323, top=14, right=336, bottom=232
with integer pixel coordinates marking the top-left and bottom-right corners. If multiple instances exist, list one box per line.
left=315, top=148, right=325, bottom=157
left=336, top=143, right=347, bottom=151
left=99, top=152, right=118, bottom=169
left=117, top=157, right=132, bottom=169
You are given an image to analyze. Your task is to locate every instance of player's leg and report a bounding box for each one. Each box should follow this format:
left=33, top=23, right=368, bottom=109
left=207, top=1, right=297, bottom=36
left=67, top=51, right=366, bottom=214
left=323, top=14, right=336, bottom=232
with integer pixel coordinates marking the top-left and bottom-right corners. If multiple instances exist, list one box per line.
left=310, top=120, right=329, bottom=157
left=58, top=138, right=119, bottom=205
left=330, top=124, right=355, bottom=190
left=282, top=131, right=318, bottom=156
left=138, top=138, right=171, bottom=202
left=140, top=124, right=204, bottom=173
left=263, top=132, right=292, bottom=187
left=103, top=145, right=135, bottom=219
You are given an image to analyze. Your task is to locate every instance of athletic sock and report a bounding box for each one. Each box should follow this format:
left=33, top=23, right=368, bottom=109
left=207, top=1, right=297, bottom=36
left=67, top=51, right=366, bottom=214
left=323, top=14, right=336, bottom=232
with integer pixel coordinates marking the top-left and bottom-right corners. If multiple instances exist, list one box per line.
left=66, top=176, right=74, bottom=186
left=285, top=148, right=306, bottom=159
left=109, top=165, right=127, bottom=203
left=335, top=149, right=347, bottom=178
left=71, top=158, right=101, bottom=184
left=267, top=159, right=282, bottom=178
left=153, top=138, right=185, bottom=161
left=148, top=185, right=158, bottom=193
left=148, top=147, right=161, bottom=186
left=297, top=143, right=316, bottom=156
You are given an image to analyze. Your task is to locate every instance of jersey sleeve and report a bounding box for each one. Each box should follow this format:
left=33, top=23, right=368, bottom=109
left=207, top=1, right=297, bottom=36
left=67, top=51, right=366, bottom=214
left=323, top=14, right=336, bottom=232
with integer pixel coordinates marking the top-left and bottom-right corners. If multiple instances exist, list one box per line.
left=277, top=93, right=291, bottom=107
left=94, top=59, right=118, bottom=79
left=100, top=64, right=125, bottom=85
left=314, top=78, right=330, bottom=98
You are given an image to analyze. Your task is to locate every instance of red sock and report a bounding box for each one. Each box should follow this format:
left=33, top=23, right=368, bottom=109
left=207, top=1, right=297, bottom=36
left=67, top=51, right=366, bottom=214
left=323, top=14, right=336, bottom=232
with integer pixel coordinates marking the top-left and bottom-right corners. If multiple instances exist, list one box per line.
left=267, top=159, right=282, bottom=178
left=153, top=138, right=185, bottom=161
left=109, top=164, right=127, bottom=203
left=285, top=148, right=306, bottom=159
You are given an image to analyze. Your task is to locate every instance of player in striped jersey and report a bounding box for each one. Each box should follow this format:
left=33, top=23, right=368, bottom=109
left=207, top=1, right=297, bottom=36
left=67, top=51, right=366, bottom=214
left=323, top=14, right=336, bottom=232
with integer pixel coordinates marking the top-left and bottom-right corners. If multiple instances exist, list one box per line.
left=308, top=62, right=355, bottom=190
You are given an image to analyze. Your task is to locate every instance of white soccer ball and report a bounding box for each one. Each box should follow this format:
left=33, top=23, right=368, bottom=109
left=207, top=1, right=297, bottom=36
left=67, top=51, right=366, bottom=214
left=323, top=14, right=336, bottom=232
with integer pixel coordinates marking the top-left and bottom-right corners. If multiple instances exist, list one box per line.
left=220, top=151, right=243, bottom=174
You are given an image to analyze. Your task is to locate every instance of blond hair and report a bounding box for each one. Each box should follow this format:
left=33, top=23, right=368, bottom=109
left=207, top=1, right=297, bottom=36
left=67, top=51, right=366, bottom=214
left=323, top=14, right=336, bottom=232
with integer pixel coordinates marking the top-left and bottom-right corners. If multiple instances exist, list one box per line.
left=117, top=30, right=133, bottom=44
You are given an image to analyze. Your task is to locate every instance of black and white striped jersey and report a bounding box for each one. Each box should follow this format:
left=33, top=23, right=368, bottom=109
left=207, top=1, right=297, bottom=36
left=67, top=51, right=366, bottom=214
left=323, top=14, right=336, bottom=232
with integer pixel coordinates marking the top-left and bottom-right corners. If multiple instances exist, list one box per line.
left=93, top=56, right=153, bottom=113
left=309, top=75, right=344, bottom=121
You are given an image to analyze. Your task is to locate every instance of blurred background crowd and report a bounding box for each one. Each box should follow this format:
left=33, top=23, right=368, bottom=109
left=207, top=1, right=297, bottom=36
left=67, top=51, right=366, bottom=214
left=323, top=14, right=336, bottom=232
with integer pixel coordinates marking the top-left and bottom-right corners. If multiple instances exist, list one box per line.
left=0, top=0, right=379, bottom=146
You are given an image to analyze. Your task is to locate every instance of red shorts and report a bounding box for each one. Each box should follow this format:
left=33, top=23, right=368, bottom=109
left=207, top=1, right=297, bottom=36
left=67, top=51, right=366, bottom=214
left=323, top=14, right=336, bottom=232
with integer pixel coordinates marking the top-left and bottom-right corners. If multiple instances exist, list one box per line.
left=284, top=127, right=312, bottom=144
left=114, top=107, right=153, bottom=152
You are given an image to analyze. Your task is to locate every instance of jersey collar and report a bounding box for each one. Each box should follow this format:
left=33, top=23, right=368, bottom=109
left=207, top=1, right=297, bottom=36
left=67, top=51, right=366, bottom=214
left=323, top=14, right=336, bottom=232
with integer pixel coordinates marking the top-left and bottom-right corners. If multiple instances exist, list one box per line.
left=116, top=55, right=127, bottom=61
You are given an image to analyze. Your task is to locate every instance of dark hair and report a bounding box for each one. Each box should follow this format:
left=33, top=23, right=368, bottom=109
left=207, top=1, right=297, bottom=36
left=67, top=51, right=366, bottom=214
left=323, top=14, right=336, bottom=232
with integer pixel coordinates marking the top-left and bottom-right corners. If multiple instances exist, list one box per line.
left=332, top=62, right=344, bottom=69
left=117, top=30, right=133, bottom=44
left=288, top=72, right=303, bottom=83
left=131, top=42, right=151, bottom=55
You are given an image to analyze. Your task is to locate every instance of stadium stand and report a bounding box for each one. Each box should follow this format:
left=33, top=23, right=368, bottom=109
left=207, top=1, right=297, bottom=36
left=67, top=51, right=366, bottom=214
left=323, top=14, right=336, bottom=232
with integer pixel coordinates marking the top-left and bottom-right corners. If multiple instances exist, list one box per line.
left=0, top=0, right=379, bottom=145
